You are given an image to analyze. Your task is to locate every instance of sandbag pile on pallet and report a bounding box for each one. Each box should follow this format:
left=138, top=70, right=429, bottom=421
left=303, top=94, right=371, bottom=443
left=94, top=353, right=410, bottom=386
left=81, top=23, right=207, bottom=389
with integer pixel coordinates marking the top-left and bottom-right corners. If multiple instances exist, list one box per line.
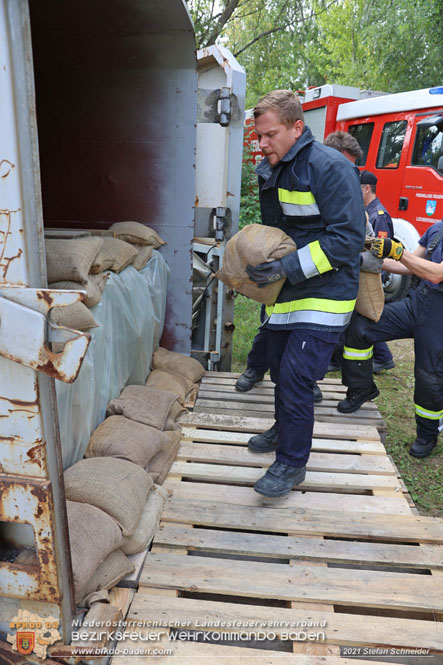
left=46, top=222, right=165, bottom=331
left=64, top=346, right=204, bottom=608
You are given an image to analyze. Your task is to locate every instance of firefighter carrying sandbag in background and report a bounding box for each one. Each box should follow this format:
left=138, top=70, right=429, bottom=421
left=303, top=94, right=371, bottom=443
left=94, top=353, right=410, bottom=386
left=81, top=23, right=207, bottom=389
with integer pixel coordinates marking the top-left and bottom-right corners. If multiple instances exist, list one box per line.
left=337, top=220, right=443, bottom=458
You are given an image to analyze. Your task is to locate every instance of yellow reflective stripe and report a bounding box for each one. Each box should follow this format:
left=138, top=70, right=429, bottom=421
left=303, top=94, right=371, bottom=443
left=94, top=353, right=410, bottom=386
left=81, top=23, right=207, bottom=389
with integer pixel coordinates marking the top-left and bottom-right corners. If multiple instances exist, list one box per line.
left=278, top=189, right=316, bottom=205
left=309, top=240, right=333, bottom=274
left=415, top=404, right=443, bottom=420
left=343, top=346, right=373, bottom=360
left=270, top=298, right=355, bottom=315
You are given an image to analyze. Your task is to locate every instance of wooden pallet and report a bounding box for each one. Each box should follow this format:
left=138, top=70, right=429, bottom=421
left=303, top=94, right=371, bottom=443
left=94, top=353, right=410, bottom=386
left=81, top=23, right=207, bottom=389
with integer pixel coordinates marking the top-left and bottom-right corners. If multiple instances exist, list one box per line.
left=111, top=371, right=443, bottom=664
left=195, top=372, right=387, bottom=433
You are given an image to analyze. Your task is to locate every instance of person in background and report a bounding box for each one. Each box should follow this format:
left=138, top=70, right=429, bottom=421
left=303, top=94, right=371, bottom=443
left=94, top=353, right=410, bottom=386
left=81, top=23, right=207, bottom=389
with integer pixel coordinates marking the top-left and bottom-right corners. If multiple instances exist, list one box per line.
left=245, top=90, right=365, bottom=497
left=359, top=170, right=395, bottom=373
left=337, top=222, right=443, bottom=458
left=235, top=130, right=365, bottom=394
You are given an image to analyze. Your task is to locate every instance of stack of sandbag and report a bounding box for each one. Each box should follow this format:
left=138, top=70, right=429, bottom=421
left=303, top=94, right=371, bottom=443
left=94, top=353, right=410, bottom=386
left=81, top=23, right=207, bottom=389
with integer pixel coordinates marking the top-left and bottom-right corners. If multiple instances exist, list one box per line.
left=108, top=221, right=166, bottom=271
left=64, top=458, right=152, bottom=607
left=104, top=384, right=186, bottom=482
left=45, top=223, right=166, bottom=332
left=216, top=223, right=297, bottom=305
left=46, top=237, right=106, bottom=331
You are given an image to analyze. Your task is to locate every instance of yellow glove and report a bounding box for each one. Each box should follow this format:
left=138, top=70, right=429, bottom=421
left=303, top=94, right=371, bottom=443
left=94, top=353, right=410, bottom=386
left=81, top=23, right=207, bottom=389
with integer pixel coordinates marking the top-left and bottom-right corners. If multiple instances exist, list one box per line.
left=371, top=238, right=404, bottom=261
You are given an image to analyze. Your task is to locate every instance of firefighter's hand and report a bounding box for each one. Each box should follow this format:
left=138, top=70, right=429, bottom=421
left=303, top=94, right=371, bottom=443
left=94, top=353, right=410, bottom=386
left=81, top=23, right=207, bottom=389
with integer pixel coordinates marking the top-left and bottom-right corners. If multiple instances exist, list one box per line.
left=246, top=260, right=286, bottom=288
left=371, top=238, right=404, bottom=261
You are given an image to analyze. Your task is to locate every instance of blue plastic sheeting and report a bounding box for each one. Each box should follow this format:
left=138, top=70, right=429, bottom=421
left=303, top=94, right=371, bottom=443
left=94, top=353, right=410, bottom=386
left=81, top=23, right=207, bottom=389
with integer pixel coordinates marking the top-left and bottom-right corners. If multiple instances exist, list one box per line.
left=56, top=251, right=170, bottom=469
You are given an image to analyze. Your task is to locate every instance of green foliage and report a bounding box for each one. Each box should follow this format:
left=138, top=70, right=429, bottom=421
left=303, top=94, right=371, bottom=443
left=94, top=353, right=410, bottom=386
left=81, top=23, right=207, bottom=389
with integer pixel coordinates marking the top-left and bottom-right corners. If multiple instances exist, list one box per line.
left=231, top=295, right=262, bottom=371
left=187, top=0, right=442, bottom=106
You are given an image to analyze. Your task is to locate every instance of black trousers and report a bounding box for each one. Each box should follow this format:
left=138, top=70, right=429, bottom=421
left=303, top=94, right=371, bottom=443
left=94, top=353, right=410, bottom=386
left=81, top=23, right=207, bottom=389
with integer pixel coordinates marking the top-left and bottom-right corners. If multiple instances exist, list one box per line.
left=342, top=283, right=443, bottom=437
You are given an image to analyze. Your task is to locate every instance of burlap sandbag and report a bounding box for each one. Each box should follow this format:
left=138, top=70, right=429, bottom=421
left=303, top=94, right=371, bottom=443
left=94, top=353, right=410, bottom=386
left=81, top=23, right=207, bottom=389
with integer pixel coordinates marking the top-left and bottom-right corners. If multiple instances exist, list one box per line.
left=109, top=221, right=166, bottom=248
left=106, top=385, right=177, bottom=431
left=49, top=302, right=99, bottom=330
left=49, top=274, right=108, bottom=308
left=215, top=224, right=297, bottom=305
left=64, top=458, right=152, bottom=536
left=152, top=347, right=205, bottom=383
left=85, top=415, right=170, bottom=467
left=78, top=549, right=135, bottom=608
left=66, top=500, right=123, bottom=601
left=147, top=431, right=181, bottom=484
left=46, top=237, right=103, bottom=283
left=165, top=399, right=187, bottom=431
left=101, top=237, right=138, bottom=272
left=132, top=244, right=154, bottom=270
left=90, top=246, right=114, bottom=273
left=121, top=485, right=167, bottom=555
left=355, top=271, right=385, bottom=323
left=146, top=369, right=194, bottom=404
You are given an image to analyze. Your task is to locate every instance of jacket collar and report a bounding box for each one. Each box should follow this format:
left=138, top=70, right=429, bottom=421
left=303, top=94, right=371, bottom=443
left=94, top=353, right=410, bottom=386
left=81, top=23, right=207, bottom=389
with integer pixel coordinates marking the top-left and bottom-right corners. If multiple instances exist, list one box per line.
left=256, top=125, right=315, bottom=188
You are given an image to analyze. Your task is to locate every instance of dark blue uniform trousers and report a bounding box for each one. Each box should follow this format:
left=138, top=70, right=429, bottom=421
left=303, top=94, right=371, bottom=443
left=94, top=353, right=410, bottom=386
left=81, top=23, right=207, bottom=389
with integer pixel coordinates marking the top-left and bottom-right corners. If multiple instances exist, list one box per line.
left=342, top=283, right=443, bottom=438
left=267, top=328, right=340, bottom=467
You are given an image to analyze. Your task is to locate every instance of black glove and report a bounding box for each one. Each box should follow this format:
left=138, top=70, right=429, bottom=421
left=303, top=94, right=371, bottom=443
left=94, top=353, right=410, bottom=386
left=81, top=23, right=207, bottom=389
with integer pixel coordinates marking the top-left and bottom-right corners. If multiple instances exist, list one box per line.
left=246, top=260, right=286, bottom=288
left=371, top=238, right=404, bottom=261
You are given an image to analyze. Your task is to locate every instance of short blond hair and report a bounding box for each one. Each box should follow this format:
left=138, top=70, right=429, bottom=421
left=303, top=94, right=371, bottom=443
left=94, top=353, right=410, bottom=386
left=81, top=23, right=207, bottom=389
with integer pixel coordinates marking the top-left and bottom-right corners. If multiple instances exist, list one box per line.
left=253, top=90, right=304, bottom=127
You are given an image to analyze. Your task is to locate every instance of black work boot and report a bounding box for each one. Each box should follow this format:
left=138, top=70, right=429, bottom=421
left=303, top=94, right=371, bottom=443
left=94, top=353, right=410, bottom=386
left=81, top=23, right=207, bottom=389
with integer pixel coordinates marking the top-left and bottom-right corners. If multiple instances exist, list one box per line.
left=254, top=461, right=306, bottom=497
left=409, top=435, right=438, bottom=458
left=235, top=367, right=265, bottom=392
left=312, top=382, right=323, bottom=403
left=248, top=422, right=278, bottom=453
left=337, top=383, right=379, bottom=414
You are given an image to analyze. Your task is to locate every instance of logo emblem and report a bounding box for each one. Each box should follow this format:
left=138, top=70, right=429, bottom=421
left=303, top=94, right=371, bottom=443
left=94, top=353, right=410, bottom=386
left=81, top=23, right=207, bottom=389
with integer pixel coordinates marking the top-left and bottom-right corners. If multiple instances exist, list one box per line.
left=426, top=200, right=437, bottom=216
left=16, top=632, right=35, bottom=655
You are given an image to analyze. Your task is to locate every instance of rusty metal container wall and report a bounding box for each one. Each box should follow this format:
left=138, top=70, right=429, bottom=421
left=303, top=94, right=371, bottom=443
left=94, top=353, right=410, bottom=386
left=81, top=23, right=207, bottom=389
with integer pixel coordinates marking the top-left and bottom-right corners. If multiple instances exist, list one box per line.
left=0, top=0, right=75, bottom=644
left=29, top=0, right=196, bottom=354
left=0, top=0, right=196, bottom=651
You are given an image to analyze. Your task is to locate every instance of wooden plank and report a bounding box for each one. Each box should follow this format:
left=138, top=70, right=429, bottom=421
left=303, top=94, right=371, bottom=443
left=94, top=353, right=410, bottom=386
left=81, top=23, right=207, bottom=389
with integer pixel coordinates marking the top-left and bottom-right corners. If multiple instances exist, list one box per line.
left=168, top=462, right=401, bottom=491
left=198, top=389, right=363, bottom=409
left=164, top=480, right=412, bottom=514
left=194, top=398, right=382, bottom=420
left=140, top=552, right=443, bottom=612
left=176, top=442, right=396, bottom=475
left=180, top=427, right=386, bottom=454
left=161, top=497, right=443, bottom=543
left=154, top=523, right=443, bottom=570
left=179, top=412, right=381, bottom=441
left=201, top=377, right=347, bottom=393
left=203, top=371, right=343, bottom=385
left=111, top=639, right=414, bottom=665
left=124, top=593, right=443, bottom=652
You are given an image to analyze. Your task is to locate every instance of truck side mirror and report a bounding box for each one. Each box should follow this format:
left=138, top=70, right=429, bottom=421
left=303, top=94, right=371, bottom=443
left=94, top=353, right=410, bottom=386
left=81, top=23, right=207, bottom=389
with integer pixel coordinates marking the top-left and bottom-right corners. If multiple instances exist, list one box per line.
left=438, top=155, right=443, bottom=174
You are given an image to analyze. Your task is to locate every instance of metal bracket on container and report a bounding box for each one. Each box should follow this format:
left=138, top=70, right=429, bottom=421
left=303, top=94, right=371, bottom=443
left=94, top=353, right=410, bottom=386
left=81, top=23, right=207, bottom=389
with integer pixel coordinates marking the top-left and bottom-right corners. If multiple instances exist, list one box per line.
left=197, top=87, right=232, bottom=126
left=0, top=286, right=91, bottom=383
left=213, top=206, right=226, bottom=241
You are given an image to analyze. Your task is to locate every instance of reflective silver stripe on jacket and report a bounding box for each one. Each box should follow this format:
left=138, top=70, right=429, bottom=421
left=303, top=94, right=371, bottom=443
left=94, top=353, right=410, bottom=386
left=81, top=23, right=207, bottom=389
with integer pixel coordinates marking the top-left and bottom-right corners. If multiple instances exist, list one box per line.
left=280, top=201, right=320, bottom=216
left=267, top=309, right=353, bottom=328
left=297, top=244, right=319, bottom=279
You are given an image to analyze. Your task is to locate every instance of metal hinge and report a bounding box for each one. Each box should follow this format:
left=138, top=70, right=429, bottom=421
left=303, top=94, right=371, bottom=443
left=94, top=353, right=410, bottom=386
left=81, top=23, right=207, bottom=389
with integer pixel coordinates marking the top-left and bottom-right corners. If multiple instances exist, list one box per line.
left=197, top=87, right=232, bottom=126
left=0, top=286, right=91, bottom=383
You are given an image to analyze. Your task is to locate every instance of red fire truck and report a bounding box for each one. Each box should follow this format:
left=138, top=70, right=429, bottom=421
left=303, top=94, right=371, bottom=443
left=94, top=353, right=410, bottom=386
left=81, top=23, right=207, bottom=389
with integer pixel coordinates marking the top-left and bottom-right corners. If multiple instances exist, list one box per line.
left=245, top=84, right=443, bottom=299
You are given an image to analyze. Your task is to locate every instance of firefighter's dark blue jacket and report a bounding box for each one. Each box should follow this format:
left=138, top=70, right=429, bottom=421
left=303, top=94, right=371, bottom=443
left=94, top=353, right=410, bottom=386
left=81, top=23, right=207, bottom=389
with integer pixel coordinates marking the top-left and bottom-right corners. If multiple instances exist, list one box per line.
left=256, top=125, right=365, bottom=332
left=366, top=197, right=394, bottom=239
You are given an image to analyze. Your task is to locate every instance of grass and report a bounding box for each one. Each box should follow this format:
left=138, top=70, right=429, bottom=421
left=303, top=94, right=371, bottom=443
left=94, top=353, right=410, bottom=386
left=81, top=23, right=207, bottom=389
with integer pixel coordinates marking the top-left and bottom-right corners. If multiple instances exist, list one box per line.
left=232, top=296, right=443, bottom=517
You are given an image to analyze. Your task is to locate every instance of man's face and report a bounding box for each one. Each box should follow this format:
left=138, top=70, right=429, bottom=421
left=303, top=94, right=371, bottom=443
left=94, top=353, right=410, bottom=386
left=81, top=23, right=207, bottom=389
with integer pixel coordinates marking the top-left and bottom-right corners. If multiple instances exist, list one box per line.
left=255, top=111, right=304, bottom=167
